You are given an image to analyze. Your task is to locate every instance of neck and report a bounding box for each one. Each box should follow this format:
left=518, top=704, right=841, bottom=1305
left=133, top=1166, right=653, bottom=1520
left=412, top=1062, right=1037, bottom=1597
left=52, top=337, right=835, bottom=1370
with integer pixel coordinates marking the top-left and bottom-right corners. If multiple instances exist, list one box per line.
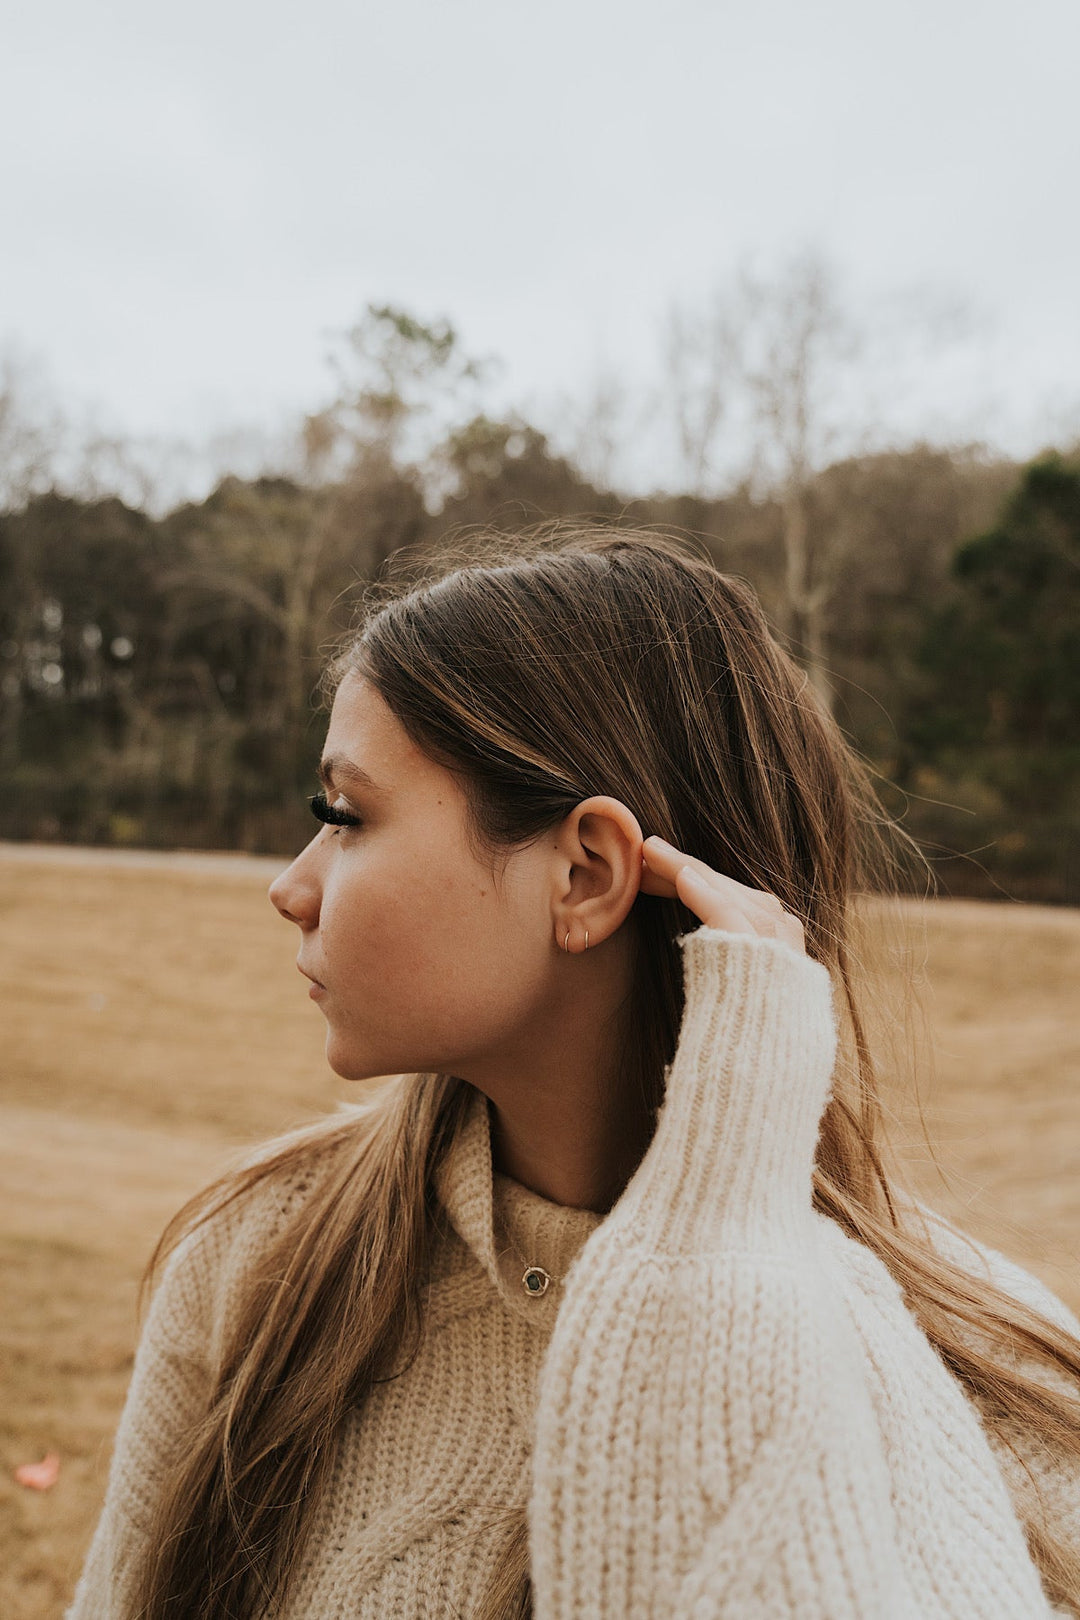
left=488, top=1089, right=649, bottom=1213
left=462, top=928, right=652, bottom=1212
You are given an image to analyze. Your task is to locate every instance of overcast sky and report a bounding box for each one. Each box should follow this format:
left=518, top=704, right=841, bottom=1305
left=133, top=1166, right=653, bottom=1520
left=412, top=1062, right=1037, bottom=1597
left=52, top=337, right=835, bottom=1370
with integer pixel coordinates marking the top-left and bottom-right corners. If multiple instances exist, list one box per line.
left=5, top=0, right=1080, bottom=498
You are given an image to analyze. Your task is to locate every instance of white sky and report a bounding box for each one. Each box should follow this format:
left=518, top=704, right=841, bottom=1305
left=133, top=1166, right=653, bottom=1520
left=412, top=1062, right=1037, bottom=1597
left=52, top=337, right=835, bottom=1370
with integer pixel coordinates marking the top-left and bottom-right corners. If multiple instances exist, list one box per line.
left=4, top=0, right=1080, bottom=498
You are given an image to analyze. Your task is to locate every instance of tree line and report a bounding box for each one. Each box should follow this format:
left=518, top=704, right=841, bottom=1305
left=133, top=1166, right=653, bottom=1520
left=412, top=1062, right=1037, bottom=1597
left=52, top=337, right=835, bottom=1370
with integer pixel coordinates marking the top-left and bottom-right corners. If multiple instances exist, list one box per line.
left=1, top=297, right=1078, bottom=904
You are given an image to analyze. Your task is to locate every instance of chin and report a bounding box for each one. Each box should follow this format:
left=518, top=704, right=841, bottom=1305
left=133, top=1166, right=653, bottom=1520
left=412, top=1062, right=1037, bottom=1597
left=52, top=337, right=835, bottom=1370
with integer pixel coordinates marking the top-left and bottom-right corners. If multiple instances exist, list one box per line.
left=324, top=1033, right=407, bottom=1085
left=323, top=1033, right=366, bottom=1081
left=327, top=1052, right=378, bottom=1084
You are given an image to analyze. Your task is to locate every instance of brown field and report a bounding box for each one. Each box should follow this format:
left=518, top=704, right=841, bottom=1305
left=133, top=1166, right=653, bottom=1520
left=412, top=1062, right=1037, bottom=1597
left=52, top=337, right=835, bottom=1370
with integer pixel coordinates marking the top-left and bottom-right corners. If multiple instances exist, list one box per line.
left=1, top=844, right=1078, bottom=1619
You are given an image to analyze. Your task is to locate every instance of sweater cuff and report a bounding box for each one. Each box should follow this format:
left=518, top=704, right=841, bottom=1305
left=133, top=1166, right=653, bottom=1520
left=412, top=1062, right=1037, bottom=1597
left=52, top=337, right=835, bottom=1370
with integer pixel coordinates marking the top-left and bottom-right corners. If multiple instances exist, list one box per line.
left=610, top=926, right=839, bottom=1254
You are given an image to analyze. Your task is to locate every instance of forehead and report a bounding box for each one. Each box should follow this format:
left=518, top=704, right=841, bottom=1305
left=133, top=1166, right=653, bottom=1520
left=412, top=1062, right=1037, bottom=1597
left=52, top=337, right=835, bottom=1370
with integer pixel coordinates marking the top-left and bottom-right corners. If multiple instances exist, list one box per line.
left=322, top=673, right=438, bottom=788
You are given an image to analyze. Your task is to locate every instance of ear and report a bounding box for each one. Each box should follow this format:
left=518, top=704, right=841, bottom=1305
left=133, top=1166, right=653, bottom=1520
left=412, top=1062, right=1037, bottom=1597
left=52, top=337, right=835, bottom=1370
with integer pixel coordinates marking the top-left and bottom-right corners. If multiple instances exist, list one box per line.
left=554, top=796, right=645, bottom=945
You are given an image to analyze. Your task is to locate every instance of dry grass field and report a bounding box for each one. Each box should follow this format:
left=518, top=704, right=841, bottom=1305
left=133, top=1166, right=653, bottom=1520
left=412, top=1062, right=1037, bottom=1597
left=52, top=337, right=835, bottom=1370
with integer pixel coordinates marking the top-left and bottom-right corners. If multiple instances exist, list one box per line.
left=1, top=844, right=1078, bottom=1619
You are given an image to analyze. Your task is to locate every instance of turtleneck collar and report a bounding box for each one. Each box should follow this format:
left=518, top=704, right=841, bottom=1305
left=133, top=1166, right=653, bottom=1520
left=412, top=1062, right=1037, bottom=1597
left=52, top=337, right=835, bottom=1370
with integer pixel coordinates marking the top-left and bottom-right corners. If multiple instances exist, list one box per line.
left=432, top=1085, right=605, bottom=1320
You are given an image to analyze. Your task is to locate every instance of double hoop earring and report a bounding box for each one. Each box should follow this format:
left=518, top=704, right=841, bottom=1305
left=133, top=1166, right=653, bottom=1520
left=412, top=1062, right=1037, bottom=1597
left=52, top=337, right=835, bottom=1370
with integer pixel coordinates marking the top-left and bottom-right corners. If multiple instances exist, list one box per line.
left=563, top=928, right=589, bottom=953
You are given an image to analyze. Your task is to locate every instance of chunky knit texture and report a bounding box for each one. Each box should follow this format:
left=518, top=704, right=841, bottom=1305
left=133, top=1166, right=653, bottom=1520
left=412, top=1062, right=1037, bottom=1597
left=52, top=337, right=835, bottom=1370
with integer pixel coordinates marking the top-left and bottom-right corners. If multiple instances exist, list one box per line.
left=68, top=926, right=1080, bottom=1618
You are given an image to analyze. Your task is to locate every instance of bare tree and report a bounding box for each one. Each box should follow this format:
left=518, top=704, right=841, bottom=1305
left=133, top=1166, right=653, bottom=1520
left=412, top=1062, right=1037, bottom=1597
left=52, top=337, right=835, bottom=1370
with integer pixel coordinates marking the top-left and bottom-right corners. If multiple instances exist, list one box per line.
left=737, top=251, right=860, bottom=710
left=561, top=361, right=629, bottom=491
left=0, top=354, right=67, bottom=768
left=305, top=304, right=494, bottom=500
left=0, top=351, right=62, bottom=512
left=658, top=292, right=740, bottom=495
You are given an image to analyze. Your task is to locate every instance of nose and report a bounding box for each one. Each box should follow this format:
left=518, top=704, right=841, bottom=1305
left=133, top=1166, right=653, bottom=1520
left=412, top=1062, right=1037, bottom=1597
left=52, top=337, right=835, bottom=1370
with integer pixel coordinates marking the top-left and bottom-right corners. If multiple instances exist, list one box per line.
left=268, top=837, right=322, bottom=929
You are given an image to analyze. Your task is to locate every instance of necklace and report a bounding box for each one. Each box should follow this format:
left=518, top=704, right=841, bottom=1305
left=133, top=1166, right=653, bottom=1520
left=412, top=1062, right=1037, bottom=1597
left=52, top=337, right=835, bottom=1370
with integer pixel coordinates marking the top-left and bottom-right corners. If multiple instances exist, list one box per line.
left=497, top=1225, right=564, bottom=1298
left=518, top=1261, right=560, bottom=1298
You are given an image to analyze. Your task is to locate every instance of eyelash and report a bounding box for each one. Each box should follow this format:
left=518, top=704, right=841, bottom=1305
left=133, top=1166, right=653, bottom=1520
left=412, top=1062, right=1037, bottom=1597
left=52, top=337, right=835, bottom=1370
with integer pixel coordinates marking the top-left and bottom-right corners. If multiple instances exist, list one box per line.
left=308, top=790, right=363, bottom=832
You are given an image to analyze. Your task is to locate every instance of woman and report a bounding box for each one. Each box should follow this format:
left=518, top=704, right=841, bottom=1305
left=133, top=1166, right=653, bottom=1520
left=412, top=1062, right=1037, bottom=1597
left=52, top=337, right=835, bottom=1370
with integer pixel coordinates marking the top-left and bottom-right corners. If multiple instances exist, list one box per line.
left=69, top=525, right=1080, bottom=1618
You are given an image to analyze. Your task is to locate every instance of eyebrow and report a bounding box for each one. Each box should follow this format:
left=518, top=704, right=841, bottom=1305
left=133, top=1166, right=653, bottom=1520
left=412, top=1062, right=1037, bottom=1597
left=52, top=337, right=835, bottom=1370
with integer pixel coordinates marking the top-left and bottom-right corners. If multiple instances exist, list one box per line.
left=317, top=755, right=385, bottom=796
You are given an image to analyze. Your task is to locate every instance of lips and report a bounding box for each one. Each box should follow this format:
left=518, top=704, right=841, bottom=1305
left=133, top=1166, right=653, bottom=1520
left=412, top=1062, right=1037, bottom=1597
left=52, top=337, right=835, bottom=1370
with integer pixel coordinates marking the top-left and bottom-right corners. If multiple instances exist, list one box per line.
left=297, top=962, right=325, bottom=990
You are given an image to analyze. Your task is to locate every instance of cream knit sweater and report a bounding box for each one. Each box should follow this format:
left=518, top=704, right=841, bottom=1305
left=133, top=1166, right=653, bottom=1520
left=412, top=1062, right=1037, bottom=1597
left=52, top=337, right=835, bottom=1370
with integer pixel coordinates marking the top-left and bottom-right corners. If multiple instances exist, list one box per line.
left=68, top=926, right=1080, bottom=1618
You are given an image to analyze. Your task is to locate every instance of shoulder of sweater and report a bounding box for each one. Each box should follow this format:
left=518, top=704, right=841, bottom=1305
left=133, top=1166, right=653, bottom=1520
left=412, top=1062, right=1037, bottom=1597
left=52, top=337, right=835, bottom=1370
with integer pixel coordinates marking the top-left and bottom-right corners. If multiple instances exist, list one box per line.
left=149, top=1107, right=364, bottom=1344
left=811, top=1196, right=1080, bottom=1342
left=906, top=1203, right=1080, bottom=1561
left=812, top=1194, right=1080, bottom=1446
left=179, top=1116, right=347, bottom=1253
left=905, top=1198, right=1080, bottom=1342
left=808, top=1198, right=1080, bottom=1558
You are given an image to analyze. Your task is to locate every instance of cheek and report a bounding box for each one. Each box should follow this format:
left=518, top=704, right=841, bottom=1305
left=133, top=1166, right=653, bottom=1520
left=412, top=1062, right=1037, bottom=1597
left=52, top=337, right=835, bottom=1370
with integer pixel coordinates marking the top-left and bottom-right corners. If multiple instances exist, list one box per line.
left=320, top=869, right=404, bottom=977
left=316, top=842, right=533, bottom=1041
left=319, top=860, right=453, bottom=1005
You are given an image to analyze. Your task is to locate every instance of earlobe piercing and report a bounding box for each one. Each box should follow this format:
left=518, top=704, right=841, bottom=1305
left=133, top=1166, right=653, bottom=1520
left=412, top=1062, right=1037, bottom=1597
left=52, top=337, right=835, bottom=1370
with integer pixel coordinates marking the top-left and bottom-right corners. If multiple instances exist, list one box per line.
left=562, top=929, right=590, bottom=953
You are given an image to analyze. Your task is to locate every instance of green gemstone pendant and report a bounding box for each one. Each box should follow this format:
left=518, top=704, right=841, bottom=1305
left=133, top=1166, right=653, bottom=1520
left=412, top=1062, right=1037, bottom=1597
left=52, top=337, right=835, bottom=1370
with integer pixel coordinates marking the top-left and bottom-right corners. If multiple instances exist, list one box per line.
left=521, top=1266, right=552, bottom=1297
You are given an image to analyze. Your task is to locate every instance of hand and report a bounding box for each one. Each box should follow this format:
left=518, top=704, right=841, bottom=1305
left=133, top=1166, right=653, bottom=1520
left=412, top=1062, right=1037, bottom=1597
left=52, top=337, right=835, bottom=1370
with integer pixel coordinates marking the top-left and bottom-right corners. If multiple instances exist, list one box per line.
left=640, top=835, right=807, bottom=957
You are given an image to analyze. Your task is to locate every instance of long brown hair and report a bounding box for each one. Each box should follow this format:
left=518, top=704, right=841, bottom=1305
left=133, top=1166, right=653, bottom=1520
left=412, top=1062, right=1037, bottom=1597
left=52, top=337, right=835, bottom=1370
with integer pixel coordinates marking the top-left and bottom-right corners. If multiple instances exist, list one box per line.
left=130, top=523, right=1080, bottom=1618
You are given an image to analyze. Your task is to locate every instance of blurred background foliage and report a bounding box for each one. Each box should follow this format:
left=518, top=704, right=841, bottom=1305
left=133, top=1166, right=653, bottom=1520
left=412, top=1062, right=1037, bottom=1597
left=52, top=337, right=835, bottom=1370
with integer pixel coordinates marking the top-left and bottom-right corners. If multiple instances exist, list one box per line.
left=1, top=295, right=1077, bottom=903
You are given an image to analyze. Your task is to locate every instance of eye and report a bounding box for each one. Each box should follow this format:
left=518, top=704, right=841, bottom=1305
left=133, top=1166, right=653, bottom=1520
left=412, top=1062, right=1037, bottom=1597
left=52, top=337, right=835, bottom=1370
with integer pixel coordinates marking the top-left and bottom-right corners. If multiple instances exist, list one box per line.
left=308, top=790, right=363, bottom=833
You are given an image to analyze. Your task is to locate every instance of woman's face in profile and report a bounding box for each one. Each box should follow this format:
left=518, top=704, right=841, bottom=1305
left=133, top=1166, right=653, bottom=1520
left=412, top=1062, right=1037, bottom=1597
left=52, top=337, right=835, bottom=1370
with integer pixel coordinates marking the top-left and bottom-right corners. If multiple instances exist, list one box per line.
left=268, top=672, right=560, bottom=1084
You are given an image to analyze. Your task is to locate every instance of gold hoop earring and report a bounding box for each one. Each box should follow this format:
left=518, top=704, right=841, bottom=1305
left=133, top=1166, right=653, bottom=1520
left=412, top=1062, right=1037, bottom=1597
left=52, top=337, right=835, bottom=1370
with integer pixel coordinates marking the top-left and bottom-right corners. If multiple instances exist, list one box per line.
left=562, top=929, right=590, bottom=953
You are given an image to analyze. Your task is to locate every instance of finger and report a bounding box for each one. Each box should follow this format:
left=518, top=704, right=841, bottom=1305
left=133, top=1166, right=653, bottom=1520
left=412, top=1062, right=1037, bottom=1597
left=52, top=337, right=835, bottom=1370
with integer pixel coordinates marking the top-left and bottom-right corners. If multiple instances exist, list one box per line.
left=644, top=838, right=793, bottom=918
left=757, top=891, right=788, bottom=915
left=642, top=838, right=728, bottom=895
left=676, top=866, right=764, bottom=936
left=652, top=862, right=808, bottom=957
left=641, top=868, right=776, bottom=917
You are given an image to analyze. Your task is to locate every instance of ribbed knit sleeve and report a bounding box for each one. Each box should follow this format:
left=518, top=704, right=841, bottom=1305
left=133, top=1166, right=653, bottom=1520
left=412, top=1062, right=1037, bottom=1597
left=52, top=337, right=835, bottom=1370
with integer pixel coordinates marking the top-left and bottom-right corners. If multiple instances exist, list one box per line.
left=528, top=926, right=1057, bottom=1619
